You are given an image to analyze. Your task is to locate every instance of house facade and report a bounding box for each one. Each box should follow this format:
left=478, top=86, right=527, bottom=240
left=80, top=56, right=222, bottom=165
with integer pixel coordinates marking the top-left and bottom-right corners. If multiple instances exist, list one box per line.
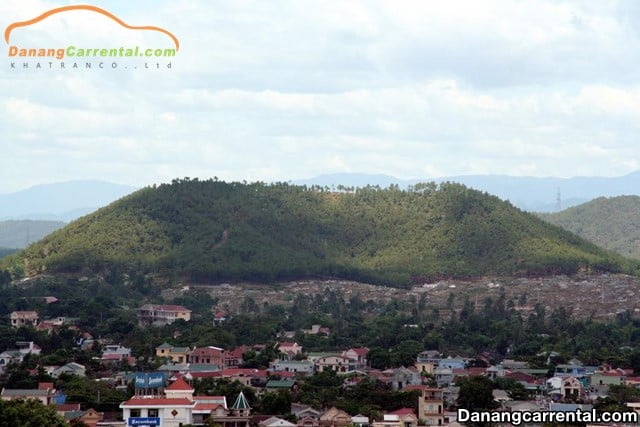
left=409, top=386, right=445, bottom=426
left=156, top=343, right=191, bottom=364
left=138, top=304, right=192, bottom=327
left=315, top=356, right=356, bottom=374
left=342, top=348, right=369, bottom=369
left=10, top=311, right=39, bottom=328
left=189, top=346, right=226, bottom=366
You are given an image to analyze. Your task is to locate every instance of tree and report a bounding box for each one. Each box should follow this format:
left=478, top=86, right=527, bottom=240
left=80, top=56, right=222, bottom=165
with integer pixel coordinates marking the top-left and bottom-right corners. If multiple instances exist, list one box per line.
left=0, top=398, right=67, bottom=427
left=456, top=376, right=498, bottom=411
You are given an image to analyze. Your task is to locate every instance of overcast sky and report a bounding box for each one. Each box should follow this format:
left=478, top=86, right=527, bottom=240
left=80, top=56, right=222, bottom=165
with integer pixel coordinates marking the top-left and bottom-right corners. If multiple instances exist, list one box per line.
left=1, top=0, right=639, bottom=193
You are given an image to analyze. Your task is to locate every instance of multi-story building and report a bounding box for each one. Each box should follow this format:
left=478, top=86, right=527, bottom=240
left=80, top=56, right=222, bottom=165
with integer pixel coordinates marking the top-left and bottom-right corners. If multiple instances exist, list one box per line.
left=188, top=346, right=226, bottom=366
left=406, top=386, right=445, bottom=426
left=137, top=304, right=191, bottom=327
left=155, top=343, right=191, bottom=364
left=10, top=311, right=39, bottom=328
left=342, top=348, right=369, bottom=370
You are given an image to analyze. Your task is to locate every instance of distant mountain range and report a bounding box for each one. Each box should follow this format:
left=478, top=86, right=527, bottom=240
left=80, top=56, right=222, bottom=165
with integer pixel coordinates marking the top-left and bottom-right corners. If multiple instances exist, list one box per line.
left=295, top=171, right=640, bottom=212
left=1, top=171, right=638, bottom=224
left=0, top=180, right=138, bottom=221
left=0, top=220, right=65, bottom=249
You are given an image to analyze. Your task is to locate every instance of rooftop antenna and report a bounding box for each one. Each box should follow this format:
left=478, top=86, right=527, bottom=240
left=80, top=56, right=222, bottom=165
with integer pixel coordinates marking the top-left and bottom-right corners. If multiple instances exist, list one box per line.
left=555, top=187, right=562, bottom=212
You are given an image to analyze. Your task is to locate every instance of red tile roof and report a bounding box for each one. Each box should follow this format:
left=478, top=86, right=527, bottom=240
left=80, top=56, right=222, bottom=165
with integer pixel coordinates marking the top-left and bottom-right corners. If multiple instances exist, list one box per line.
left=194, top=403, right=224, bottom=411
left=121, top=398, right=195, bottom=407
left=166, top=377, right=193, bottom=391
left=402, top=384, right=427, bottom=391
left=275, top=371, right=296, bottom=378
left=349, top=347, right=369, bottom=356
left=190, top=372, right=223, bottom=379
left=468, top=367, right=487, bottom=376
left=222, top=368, right=268, bottom=377
left=57, top=403, right=81, bottom=412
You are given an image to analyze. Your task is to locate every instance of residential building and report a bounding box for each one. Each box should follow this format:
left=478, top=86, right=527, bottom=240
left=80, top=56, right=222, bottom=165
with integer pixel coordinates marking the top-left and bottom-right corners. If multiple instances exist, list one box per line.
left=266, top=379, right=297, bottom=392
left=319, top=407, right=352, bottom=427
left=271, top=360, right=315, bottom=375
left=591, top=371, right=624, bottom=387
left=224, top=346, right=248, bottom=368
left=387, top=367, right=421, bottom=390
left=192, top=395, right=228, bottom=426
left=213, top=311, right=228, bottom=325
left=561, top=376, right=584, bottom=400
left=277, top=342, right=303, bottom=358
left=351, top=414, right=369, bottom=427
left=292, top=403, right=321, bottom=421
left=554, top=364, right=586, bottom=378
left=0, top=350, right=24, bottom=374
left=209, top=391, right=252, bottom=427
left=1, top=383, right=57, bottom=405
left=16, top=341, right=41, bottom=355
left=434, top=367, right=454, bottom=387
left=372, top=409, right=418, bottom=427
left=189, top=346, right=226, bottom=366
left=63, top=408, right=104, bottom=427
left=156, top=343, right=191, bottom=364
left=315, top=355, right=355, bottom=374
left=10, top=311, right=38, bottom=328
left=221, top=368, right=268, bottom=388
left=408, top=386, right=445, bottom=426
left=416, top=351, right=441, bottom=375
left=101, top=344, right=132, bottom=365
left=342, top=347, right=369, bottom=369
left=138, top=304, right=192, bottom=327
left=259, top=416, right=297, bottom=427
left=437, top=358, right=466, bottom=370
left=302, top=325, right=331, bottom=335
left=51, top=362, right=86, bottom=378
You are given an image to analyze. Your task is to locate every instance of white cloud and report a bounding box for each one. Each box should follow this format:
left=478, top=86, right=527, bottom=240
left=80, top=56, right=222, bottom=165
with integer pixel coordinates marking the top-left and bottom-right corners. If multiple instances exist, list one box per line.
left=1, top=0, right=639, bottom=192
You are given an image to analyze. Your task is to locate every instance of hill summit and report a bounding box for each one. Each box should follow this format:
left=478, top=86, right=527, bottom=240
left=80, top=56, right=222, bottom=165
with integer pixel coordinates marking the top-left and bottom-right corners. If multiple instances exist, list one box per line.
left=2, top=179, right=633, bottom=286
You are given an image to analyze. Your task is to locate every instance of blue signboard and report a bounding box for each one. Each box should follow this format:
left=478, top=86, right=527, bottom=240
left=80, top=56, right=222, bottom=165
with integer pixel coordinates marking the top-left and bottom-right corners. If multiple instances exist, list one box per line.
left=134, top=373, right=147, bottom=388
left=128, top=417, right=160, bottom=426
left=148, top=372, right=164, bottom=388
left=134, top=372, right=165, bottom=389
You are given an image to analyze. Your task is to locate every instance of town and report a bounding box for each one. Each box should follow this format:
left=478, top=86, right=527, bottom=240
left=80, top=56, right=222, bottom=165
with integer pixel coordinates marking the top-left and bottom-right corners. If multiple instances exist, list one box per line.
left=3, top=275, right=640, bottom=426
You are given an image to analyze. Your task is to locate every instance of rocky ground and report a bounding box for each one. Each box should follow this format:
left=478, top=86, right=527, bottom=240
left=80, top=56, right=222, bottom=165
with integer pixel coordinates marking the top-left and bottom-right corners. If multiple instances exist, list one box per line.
left=183, top=273, right=640, bottom=320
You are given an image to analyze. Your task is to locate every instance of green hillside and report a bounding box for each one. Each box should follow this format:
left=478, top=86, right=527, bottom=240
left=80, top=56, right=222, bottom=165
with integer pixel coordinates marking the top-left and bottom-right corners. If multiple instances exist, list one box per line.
left=1, top=179, right=634, bottom=287
left=541, top=196, right=640, bottom=260
left=0, top=220, right=65, bottom=248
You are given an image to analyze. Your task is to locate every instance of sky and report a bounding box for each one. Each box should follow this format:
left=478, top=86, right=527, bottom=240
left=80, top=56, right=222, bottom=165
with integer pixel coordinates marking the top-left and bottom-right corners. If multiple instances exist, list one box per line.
left=1, top=0, right=639, bottom=193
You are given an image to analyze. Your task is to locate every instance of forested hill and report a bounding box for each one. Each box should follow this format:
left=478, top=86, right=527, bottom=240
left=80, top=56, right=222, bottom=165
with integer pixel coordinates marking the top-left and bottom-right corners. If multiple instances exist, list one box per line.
left=540, top=196, right=640, bottom=260
left=1, top=179, right=634, bottom=287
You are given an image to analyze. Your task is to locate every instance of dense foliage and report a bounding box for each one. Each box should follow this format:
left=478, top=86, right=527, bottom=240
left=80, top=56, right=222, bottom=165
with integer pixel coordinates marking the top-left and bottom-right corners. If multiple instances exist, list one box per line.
left=0, top=398, right=67, bottom=427
left=2, top=179, right=633, bottom=287
left=541, top=196, right=640, bottom=260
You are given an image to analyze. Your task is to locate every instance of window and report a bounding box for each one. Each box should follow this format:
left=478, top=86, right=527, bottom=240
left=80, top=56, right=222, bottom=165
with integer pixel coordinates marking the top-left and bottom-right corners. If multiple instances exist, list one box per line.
left=130, top=409, right=141, bottom=417
left=148, top=409, right=159, bottom=417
